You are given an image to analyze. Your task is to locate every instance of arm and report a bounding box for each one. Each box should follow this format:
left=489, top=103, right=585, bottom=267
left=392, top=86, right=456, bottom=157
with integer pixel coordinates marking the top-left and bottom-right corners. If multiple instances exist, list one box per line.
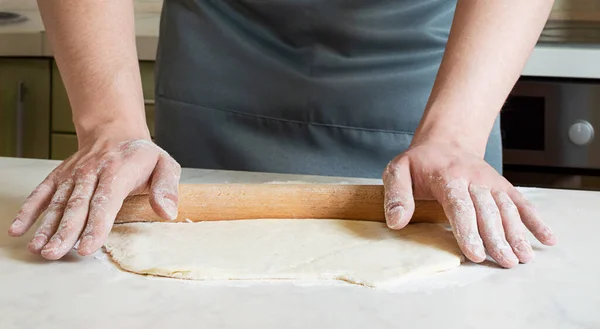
left=414, top=0, right=555, bottom=154
left=383, top=0, right=557, bottom=268
left=38, top=0, right=150, bottom=143
left=8, top=1, right=180, bottom=260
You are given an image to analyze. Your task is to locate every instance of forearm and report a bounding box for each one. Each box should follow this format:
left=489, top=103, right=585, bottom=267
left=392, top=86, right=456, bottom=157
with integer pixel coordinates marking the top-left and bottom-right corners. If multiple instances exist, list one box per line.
left=38, top=0, right=149, bottom=144
left=414, top=0, right=554, bottom=155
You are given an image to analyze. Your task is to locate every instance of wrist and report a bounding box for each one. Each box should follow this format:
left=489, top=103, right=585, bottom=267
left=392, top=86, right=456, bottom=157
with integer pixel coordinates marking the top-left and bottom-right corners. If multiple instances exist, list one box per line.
left=76, top=118, right=151, bottom=148
left=412, top=116, right=490, bottom=158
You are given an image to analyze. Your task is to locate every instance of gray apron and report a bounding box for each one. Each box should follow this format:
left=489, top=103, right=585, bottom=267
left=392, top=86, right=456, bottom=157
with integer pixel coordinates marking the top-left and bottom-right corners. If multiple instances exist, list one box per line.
left=154, top=0, right=502, bottom=178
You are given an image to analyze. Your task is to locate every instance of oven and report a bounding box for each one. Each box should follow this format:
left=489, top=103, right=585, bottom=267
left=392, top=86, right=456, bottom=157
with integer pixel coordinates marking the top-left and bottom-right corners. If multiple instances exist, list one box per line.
left=501, top=78, right=600, bottom=190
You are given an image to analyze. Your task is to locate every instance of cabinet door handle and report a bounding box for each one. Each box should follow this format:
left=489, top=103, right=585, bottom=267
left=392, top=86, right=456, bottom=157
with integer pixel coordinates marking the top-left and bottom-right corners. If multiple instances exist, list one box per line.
left=144, top=99, right=155, bottom=106
left=15, top=81, right=25, bottom=158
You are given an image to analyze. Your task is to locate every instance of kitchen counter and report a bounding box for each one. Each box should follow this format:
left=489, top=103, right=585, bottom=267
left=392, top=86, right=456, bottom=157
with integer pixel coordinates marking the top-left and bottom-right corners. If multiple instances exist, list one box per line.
left=2, top=7, right=600, bottom=78
left=0, top=9, right=159, bottom=60
left=1, top=156, right=599, bottom=329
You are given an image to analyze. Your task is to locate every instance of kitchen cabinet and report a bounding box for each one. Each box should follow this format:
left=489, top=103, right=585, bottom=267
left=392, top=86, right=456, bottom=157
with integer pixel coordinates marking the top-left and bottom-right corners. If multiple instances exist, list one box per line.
left=50, top=133, right=78, bottom=161
left=51, top=60, right=155, bottom=159
left=0, top=59, right=50, bottom=159
left=542, top=0, right=600, bottom=44
left=582, top=176, right=600, bottom=190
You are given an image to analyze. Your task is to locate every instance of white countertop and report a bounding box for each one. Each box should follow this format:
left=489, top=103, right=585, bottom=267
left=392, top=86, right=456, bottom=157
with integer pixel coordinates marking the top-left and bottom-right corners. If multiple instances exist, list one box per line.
left=1, top=156, right=599, bottom=329
left=522, top=43, right=600, bottom=79
left=1, top=7, right=600, bottom=78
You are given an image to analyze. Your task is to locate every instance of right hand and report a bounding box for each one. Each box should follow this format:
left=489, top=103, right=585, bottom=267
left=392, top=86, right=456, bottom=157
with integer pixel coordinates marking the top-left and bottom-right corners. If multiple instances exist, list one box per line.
left=7, top=134, right=181, bottom=260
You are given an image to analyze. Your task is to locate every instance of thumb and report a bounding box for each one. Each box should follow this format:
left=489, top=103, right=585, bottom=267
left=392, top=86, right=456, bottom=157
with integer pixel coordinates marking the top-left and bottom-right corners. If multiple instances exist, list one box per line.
left=149, top=155, right=182, bottom=220
left=382, top=160, right=415, bottom=230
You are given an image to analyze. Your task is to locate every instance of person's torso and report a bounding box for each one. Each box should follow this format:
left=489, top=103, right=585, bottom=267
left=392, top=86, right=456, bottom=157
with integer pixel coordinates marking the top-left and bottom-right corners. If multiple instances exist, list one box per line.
left=156, top=0, right=456, bottom=133
left=153, top=0, right=502, bottom=177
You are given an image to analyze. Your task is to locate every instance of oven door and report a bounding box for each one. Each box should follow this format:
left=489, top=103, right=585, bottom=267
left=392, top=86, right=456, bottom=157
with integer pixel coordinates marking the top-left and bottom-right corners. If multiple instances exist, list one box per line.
left=501, top=78, right=600, bottom=190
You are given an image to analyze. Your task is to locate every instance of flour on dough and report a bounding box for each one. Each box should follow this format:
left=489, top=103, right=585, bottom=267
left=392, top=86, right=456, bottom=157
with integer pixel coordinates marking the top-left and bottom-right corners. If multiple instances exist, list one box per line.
left=104, top=220, right=463, bottom=287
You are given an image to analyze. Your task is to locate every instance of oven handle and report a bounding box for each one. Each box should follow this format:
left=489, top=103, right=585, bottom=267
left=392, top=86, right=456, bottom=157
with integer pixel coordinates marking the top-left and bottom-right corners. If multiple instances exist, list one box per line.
left=15, top=81, right=25, bottom=158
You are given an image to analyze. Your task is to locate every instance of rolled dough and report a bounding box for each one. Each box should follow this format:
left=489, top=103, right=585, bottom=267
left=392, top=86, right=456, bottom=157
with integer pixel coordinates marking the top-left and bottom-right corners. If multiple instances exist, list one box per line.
left=104, top=220, right=464, bottom=287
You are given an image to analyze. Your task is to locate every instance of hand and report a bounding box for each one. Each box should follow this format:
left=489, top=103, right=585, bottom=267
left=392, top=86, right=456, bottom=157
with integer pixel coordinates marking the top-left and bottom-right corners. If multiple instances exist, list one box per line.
left=382, top=140, right=557, bottom=268
left=7, top=134, right=181, bottom=260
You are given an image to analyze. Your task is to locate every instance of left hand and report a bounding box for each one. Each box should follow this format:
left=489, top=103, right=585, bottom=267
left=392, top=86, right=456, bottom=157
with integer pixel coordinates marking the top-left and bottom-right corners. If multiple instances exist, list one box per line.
left=382, top=139, right=557, bottom=268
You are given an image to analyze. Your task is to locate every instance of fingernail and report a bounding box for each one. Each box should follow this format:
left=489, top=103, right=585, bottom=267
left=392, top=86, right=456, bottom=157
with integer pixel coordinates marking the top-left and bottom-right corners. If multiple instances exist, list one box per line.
left=475, top=248, right=486, bottom=260
left=11, top=219, right=22, bottom=229
left=162, top=198, right=178, bottom=220
left=386, top=206, right=404, bottom=229
left=515, top=241, right=535, bottom=263
left=80, top=235, right=93, bottom=246
left=78, top=235, right=94, bottom=255
left=504, top=247, right=519, bottom=264
left=542, top=227, right=555, bottom=239
left=41, top=247, right=58, bottom=258
left=516, top=240, right=533, bottom=254
left=29, top=234, right=48, bottom=249
left=466, top=235, right=486, bottom=260
left=42, top=236, right=62, bottom=252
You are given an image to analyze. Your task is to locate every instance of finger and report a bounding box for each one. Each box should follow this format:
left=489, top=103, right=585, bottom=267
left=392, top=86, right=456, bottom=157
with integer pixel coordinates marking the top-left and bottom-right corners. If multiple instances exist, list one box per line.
left=28, top=181, right=74, bottom=254
left=434, top=179, right=486, bottom=263
left=41, top=175, right=98, bottom=260
left=493, top=190, right=534, bottom=263
left=77, top=167, right=132, bottom=256
left=508, top=188, right=557, bottom=246
left=149, top=156, right=181, bottom=220
left=9, top=179, right=56, bottom=237
left=382, top=160, right=415, bottom=230
left=470, top=185, right=518, bottom=268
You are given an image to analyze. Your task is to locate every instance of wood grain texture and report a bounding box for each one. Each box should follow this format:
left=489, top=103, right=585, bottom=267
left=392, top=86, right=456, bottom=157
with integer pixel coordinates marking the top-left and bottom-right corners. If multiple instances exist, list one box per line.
left=115, top=184, right=448, bottom=224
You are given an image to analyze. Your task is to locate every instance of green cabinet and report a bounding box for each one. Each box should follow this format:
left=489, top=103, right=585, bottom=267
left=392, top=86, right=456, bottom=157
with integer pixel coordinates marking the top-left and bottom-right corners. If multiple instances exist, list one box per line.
left=50, top=133, right=78, bottom=160
left=50, top=62, right=72, bottom=134
left=0, top=59, right=155, bottom=160
left=51, top=60, right=156, bottom=159
left=0, top=59, right=51, bottom=159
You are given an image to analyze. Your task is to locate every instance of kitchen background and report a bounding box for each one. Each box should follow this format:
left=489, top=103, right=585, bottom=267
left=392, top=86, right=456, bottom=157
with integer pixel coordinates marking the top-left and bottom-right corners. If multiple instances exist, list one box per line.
left=1, top=0, right=599, bottom=190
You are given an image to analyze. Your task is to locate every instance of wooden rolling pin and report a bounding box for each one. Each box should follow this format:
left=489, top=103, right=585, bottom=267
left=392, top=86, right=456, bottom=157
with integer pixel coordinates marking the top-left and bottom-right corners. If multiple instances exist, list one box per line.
left=115, top=184, right=447, bottom=224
